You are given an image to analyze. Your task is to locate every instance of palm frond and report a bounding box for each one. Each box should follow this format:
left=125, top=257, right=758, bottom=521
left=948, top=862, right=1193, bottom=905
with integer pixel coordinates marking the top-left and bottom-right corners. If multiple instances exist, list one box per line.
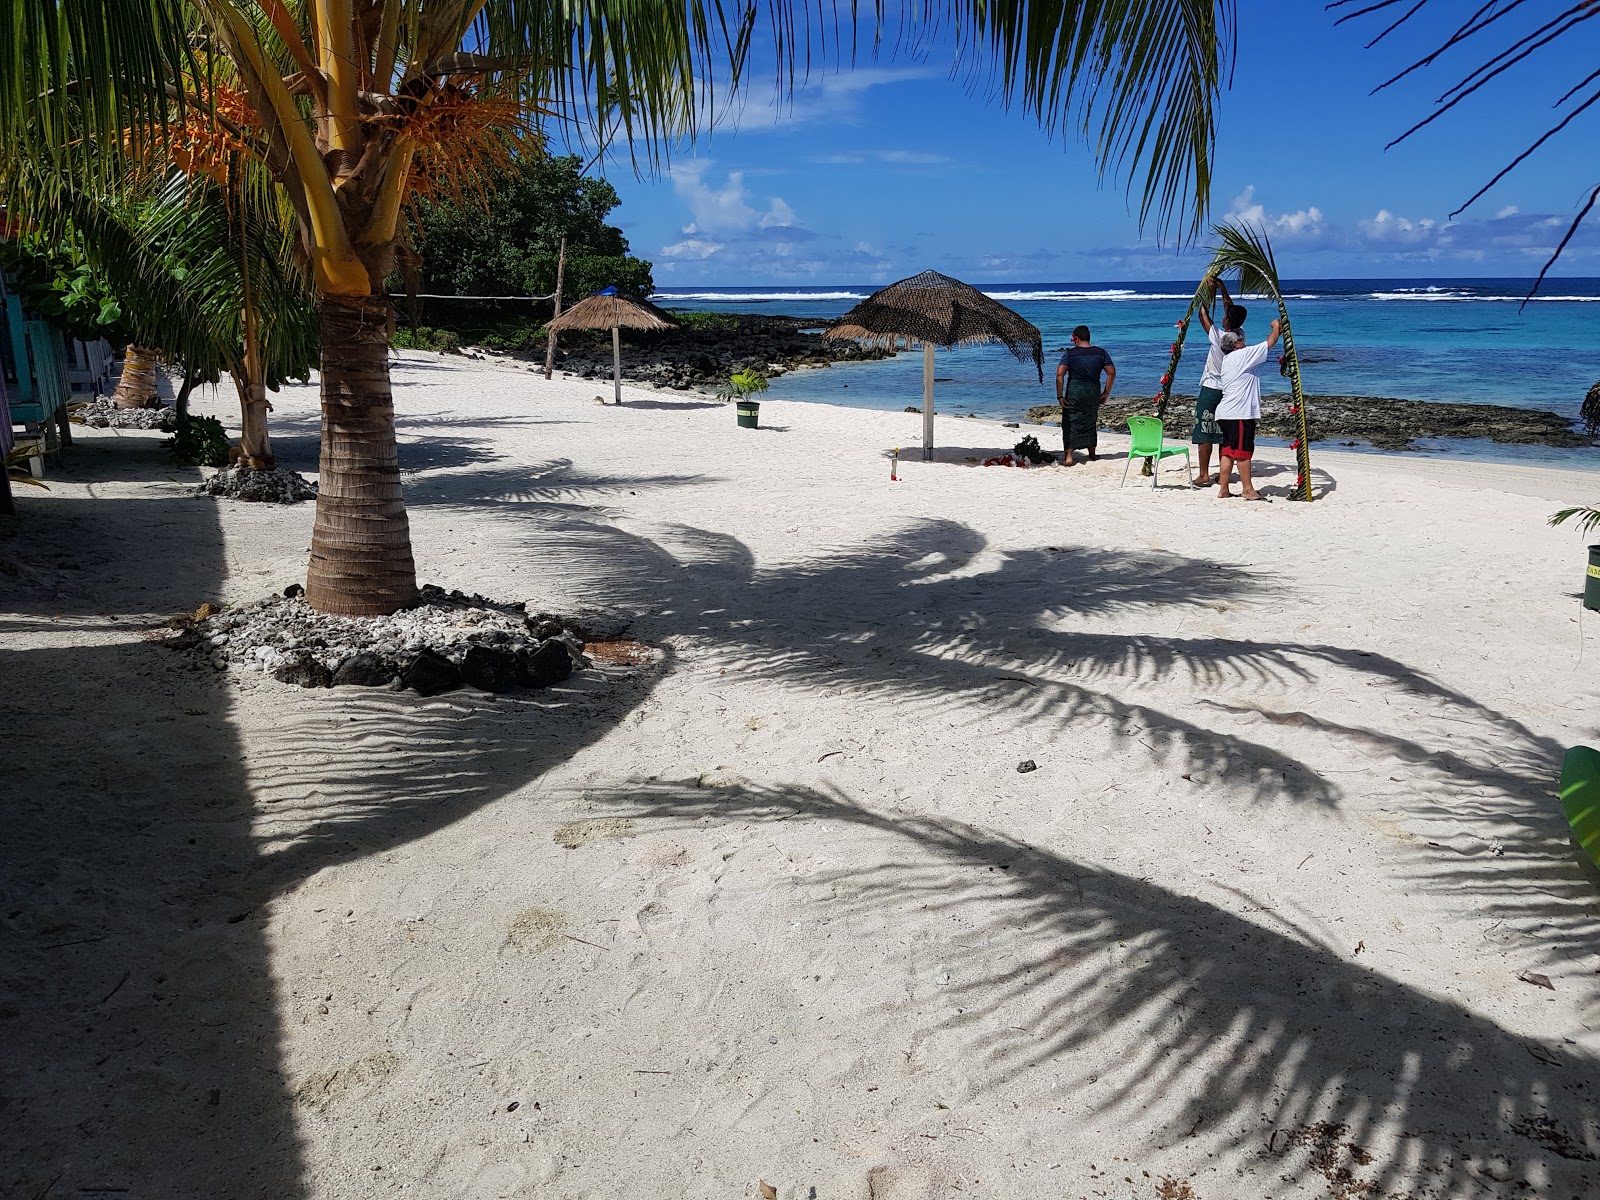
left=1549, top=507, right=1600, bottom=537
left=497, top=1, right=1237, bottom=242
left=1332, top=0, right=1600, bottom=290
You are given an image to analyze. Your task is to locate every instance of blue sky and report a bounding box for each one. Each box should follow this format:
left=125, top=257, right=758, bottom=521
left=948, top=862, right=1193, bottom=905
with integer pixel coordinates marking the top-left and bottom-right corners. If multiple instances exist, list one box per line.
left=570, top=3, right=1600, bottom=284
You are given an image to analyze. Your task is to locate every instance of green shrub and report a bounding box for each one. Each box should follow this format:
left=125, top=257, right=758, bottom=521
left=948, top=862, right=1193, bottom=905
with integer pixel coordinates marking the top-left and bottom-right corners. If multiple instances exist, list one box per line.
left=391, top=326, right=463, bottom=354
left=166, top=415, right=232, bottom=467
left=674, top=311, right=739, bottom=333
left=477, top=319, right=547, bottom=350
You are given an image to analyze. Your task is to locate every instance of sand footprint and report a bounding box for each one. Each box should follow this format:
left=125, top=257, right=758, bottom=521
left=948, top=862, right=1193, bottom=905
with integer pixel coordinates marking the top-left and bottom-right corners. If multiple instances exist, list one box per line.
left=501, top=908, right=570, bottom=954
left=552, top=817, right=636, bottom=849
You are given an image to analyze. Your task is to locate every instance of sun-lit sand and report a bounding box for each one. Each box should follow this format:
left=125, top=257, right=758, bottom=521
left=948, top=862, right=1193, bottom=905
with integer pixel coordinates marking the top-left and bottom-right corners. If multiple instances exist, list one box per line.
left=4, top=351, right=1598, bottom=1199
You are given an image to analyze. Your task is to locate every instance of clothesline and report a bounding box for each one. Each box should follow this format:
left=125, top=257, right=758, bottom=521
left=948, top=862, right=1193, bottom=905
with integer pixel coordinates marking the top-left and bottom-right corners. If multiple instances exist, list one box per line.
left=387, top=292, right=558, bottom=301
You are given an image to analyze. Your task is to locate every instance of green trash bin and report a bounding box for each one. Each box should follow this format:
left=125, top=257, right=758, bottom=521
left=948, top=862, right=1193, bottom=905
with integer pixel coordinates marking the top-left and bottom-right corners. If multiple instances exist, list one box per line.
left=1587, top=544, right=1600, bottom=612
left=736, top=401, right=760, bottom=429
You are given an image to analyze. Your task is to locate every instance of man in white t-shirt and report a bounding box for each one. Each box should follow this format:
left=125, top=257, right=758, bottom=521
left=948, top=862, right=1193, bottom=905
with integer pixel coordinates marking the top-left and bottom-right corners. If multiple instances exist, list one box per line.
left=1190, top=276, right=1245, bottom=486
left=1215, top=318, right=1282, bottom=500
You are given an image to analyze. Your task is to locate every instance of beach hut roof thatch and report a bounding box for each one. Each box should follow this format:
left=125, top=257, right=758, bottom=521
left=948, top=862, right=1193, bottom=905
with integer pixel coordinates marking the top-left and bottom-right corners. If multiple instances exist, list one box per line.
left=544, top=289, right=678, bottom=333
left=823, top=270, right=1043, bottom=381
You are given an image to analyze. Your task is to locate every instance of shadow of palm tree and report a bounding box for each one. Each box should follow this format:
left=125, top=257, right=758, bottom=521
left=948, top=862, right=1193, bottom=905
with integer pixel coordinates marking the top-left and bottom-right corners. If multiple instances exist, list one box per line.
left=586, top=777, right=1600, bottom=1195
left=7, top=452, right=1591, bottom=1195
left=512, top=511, right=1596, bottom=999
left=0, top=479, right=661, bottom=1197
left=404, top=459, right=712, bottom=508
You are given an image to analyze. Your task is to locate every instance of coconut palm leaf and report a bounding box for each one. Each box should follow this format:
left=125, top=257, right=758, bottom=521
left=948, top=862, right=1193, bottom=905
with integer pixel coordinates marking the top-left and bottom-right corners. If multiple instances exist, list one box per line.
left=1549, top=507, right=1600, bottom=537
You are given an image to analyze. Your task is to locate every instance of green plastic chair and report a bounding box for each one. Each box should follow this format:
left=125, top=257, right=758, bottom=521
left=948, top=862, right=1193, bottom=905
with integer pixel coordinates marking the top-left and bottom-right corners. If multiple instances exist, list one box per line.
left=1120, top=416, right=1191, bottom=488
left=1560, top=745, right=1600, bottom=873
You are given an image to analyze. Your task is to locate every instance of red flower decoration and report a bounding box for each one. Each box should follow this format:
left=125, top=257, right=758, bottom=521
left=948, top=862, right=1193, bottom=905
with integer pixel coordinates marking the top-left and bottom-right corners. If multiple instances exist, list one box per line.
left=1160, top=374, right=1171, bottom=386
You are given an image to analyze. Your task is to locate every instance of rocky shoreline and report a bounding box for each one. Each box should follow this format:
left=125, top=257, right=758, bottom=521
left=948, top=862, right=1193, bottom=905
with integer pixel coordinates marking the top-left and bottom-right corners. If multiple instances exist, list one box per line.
left=1025, top=394, right=1596, bottom=451
left=527, top=313, right=893, bottom=392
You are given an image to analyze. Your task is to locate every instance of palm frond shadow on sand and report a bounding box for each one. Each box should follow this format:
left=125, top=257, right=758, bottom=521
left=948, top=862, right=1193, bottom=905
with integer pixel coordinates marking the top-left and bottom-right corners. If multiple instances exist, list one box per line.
left=518, top=511, right=1598, bottom=998
left=593, top=778, right=1600, bottom=1195
left=403, top=458, right=712, bottom=508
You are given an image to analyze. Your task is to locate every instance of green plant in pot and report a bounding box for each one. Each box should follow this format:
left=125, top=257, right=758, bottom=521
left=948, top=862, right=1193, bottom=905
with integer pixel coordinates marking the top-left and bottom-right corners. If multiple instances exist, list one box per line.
left=719, top=369, right=769, bottom=428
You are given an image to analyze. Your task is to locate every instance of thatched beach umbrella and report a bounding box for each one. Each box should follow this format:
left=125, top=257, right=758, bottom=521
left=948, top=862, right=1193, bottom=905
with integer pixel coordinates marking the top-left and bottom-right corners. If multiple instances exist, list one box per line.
left=545, top=287, right=678, bottom=404
left=823, top=270, right=1042, bottom=460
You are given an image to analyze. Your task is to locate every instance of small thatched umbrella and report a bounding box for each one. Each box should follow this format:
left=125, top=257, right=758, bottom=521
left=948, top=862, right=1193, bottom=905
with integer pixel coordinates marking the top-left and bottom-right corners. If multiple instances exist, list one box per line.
left=544, top=287, right=678, bottom=404
left=823, top=270, right=1042, bottom=460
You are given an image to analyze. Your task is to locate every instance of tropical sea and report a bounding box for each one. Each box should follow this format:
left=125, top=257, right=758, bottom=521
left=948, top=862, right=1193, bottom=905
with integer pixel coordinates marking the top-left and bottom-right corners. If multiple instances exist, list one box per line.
left=651, top=278, right=1600, bottom=467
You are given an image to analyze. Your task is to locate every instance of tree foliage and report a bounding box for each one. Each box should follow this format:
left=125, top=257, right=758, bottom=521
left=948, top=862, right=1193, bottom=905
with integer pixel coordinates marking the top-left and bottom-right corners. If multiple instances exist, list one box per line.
left=0, top=233, right=129, bottom=343
left=3, top=164, right=318, bottom=392
left=410, top=154, right=653, bottom=301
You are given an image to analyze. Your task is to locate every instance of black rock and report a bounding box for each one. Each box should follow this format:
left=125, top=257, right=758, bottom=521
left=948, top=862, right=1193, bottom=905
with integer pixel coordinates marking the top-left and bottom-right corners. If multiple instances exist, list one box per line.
left=271, top=652, right=333, bottom=689
left=459, top=645, right=519, bottom=693
left=530, top=618, right=565, bottom=641
left=1017, top=760, right=1038, bottom=774
left=332, top=652, right=394, bottom=688
left=283, top=583, right=305, bottom=598
left=518, top=639, right=574, bottom=689
left=402, top=648, right=462, bottom=696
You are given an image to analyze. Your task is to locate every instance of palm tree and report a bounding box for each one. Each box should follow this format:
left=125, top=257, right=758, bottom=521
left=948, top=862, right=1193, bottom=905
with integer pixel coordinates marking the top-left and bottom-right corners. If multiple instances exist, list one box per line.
left=5, top=160, right=319, bottom=468
left=3, top=1, right=1239, bottom=615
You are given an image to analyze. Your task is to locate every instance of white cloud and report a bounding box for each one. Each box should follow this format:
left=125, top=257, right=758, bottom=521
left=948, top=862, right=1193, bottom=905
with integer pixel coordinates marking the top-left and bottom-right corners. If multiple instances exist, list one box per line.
left=1359, top=209, right=1440, bottom=245
left=809, top=148, right=953, bottom=167
left=668, top=161, right=801, bottom=238
left=657, top=161, right=828, bottom=274
left=1225, top=186, right=1327, bottom=242
left=1495, top=204, right=1519, bottom=219
left=758, top=198, right=799, bottom=229
left=659, top=237, right=724, bottom=260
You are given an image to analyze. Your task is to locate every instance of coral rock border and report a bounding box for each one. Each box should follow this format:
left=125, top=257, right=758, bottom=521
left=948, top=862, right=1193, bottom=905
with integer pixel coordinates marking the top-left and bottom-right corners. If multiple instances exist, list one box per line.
left=166, top=585, right=617, bottom=695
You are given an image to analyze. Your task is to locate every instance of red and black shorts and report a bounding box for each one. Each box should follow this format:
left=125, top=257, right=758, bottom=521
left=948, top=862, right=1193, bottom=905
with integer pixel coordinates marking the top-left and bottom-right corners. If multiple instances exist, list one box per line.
left=1219, top=418, right=1257, bottom=461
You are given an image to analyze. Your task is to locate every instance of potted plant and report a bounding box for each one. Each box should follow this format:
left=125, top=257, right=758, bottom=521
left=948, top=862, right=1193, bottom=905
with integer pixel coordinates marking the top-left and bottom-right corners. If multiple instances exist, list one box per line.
left=719, top=368, right=769, bottom=428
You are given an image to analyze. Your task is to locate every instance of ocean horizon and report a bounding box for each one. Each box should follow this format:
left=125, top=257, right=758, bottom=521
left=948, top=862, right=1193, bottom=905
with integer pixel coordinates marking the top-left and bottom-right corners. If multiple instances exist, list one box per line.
left=652, top=278, right=1600, bottom=467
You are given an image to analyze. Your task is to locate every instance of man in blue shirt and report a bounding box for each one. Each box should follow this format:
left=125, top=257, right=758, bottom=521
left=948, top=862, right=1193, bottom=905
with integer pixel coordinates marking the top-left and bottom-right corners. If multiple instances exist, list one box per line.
left=1054, top=325, right=1115, bottom=466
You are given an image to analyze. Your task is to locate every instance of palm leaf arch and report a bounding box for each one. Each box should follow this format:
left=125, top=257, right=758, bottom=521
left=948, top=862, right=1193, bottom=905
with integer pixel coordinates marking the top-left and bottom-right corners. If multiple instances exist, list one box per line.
left=1154, top=222, right=1314, bottom=501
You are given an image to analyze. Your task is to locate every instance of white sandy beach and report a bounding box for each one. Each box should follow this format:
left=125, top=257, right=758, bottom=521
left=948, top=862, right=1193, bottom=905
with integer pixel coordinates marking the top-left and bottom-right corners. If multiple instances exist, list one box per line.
left=4, top=353, right=1599, bottom=1199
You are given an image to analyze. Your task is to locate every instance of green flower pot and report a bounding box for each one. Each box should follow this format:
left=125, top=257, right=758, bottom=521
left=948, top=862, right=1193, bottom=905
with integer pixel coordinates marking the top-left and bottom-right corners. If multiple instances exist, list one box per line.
left=736, top=400, right=760, bottom=429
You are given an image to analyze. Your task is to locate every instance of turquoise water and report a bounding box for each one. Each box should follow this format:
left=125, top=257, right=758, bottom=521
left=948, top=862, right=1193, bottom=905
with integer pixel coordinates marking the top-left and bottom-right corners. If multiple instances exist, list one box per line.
left=652, top=280, right=1600, bottom=467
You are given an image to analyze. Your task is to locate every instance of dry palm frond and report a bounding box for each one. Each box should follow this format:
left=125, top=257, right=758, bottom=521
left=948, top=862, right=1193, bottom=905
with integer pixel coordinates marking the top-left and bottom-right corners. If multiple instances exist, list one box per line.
left=824, top=271, right=1043, bottom=381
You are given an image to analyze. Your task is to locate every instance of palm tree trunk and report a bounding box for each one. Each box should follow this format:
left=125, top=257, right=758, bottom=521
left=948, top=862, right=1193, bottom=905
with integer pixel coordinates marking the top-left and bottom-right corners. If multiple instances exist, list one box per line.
left=1275, top=305, right=1314, bottom=503
left=174, top=364, right=199, bottom=419
left=230, top=370, right=275, bottom=470
left=233, top=294, right=274, bottom=470
left=113, top=345, right=160, bottom=409
left=305, top=296, right=417, bottom=615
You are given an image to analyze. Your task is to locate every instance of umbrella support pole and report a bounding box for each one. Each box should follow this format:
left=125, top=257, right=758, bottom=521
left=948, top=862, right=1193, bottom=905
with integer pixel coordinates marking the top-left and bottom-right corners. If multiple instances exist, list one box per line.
left=612, top=326, right=622, bottom=404
left=922, top=342, right=935, bottom=461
